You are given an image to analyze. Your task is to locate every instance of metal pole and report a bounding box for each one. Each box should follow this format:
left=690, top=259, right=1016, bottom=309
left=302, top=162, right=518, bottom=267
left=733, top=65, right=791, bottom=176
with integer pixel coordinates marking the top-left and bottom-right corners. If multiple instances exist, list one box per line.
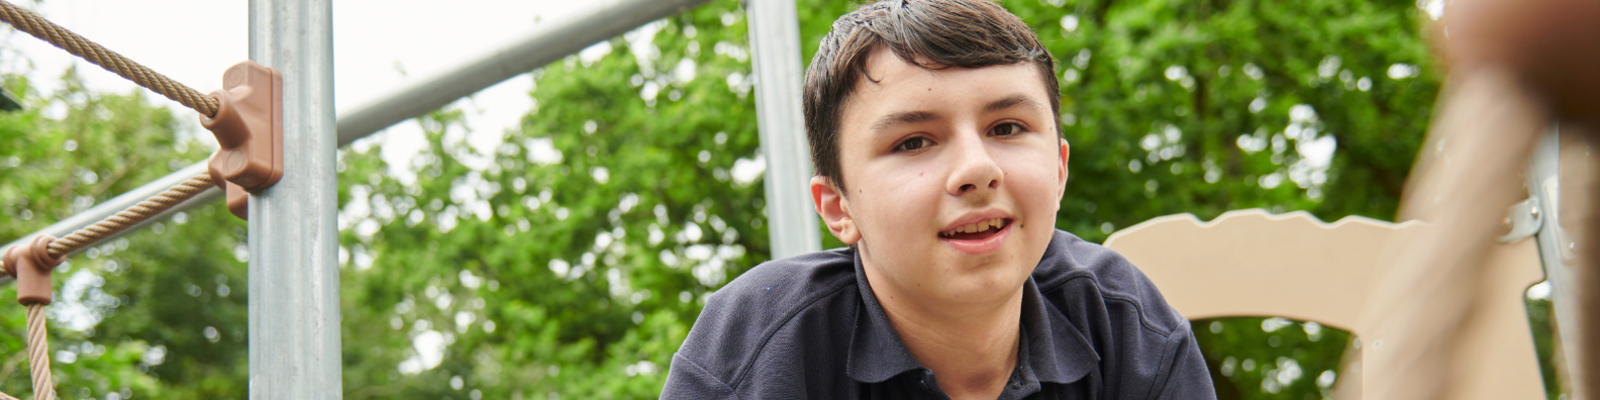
left=1526, top=126, right=1588, bottom=395
left=248, top=0, right=340, bottom=398
left=2, top=0, right=714, bottom=280
left=746, top=0, right=821, bottom=259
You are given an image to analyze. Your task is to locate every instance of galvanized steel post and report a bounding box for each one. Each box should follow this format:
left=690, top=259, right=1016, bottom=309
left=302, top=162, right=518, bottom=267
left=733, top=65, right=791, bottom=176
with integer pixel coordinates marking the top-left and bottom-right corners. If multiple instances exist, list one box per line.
left=1526, top=127, right=1587, bottom=395
left=248, top=0, right=342, bottom=398
left=747, top=0, right=821, bottom=259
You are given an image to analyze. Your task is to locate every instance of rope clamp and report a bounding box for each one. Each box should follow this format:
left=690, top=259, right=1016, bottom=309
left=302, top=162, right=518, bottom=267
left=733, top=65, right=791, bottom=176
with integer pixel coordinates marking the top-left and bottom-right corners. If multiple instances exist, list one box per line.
left=1, top=235, right=61, bottom=305
left=200, top=61, right=283, bottom=220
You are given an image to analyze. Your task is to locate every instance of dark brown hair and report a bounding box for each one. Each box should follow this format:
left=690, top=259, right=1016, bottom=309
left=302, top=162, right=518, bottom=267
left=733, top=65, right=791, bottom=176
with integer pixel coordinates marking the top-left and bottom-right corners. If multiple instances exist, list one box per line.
left=803, top=0, right=1060, bottom=191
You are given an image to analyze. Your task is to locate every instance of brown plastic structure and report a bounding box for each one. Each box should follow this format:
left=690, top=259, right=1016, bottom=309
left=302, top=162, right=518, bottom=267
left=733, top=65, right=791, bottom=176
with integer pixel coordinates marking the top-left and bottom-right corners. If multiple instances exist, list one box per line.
left=199, top=61, right=283, bottom=220
left=1, top=235, right=62, bottom=305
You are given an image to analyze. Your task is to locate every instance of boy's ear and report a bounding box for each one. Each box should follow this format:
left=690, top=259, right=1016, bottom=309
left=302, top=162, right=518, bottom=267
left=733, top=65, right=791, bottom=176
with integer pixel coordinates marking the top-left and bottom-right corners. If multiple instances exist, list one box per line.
left=1056, top=138, right=1071, bottom=200
left=810, top=175, right=861, bottom=245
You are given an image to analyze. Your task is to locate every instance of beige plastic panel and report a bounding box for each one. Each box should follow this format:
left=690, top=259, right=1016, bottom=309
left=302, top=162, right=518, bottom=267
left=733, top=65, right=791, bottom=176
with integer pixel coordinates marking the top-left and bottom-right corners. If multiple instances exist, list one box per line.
left=1104, top=209, right=1544, bottom=399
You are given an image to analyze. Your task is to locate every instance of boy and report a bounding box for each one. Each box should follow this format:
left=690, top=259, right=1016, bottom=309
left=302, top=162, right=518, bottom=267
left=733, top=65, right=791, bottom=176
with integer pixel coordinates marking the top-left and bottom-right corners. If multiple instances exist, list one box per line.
left=663, top=0, right=1215, bottom=398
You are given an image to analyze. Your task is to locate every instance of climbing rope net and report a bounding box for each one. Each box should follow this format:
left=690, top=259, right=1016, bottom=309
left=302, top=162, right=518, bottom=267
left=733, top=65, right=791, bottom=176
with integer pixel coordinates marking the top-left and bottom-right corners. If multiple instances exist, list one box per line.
left=0, top=1, right=245, bottom=398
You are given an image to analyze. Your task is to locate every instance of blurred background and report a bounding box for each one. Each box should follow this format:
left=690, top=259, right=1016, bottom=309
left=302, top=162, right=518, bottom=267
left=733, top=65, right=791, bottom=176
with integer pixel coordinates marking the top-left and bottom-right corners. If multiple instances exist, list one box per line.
left=0, top=0, right=1568, bottom=398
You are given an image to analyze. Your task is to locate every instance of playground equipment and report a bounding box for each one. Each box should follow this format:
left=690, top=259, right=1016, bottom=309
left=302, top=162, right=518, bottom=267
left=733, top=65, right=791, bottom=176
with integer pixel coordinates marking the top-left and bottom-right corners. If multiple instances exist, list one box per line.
left=0, top=0, right=819, bottom=397
left=0, top=0, right=1593, bottom=398
left=1105, top=210, right=1546, bottom=399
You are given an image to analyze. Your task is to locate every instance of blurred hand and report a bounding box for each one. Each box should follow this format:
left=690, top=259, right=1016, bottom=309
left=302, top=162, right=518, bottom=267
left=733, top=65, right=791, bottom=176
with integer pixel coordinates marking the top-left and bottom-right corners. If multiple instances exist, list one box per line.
left=1445, top=0, right=1600, bottom=128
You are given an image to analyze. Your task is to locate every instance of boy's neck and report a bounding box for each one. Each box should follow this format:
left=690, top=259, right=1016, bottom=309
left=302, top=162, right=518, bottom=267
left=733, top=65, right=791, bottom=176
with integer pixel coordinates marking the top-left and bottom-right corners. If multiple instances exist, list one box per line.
left=865, top=266, right=1025, bottom=400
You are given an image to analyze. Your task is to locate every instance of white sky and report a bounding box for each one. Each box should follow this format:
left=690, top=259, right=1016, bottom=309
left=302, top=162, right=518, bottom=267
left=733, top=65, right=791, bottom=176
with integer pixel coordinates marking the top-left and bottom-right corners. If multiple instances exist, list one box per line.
left=3, top=0, right=588, bottom=167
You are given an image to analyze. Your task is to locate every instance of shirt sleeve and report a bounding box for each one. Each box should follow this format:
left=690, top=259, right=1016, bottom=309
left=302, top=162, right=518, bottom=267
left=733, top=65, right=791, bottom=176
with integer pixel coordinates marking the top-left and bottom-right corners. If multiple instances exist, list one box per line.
left=1149, top=323, right=1218, bottom=400
left=661, top=352, right=738, bottom=400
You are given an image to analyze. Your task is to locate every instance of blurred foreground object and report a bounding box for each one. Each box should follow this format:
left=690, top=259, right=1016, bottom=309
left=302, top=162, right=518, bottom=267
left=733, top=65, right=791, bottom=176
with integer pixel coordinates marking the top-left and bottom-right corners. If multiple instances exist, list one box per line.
left=1444, top=0, right=1600, bottom=129
left=1361, top=0, right=1600, bottom=398
left=1105, top=210, right=1545, bottom=399
left=1364, top=68, right=1547, bottom=400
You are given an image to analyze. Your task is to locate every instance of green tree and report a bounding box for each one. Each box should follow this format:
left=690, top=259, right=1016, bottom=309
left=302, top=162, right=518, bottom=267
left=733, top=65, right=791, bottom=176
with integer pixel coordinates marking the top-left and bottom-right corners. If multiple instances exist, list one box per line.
left=335, top=3, right=773, bottom=398
left=0, top=67, right=249, bottom=399
left=0, top=0, right=1476, bottom=398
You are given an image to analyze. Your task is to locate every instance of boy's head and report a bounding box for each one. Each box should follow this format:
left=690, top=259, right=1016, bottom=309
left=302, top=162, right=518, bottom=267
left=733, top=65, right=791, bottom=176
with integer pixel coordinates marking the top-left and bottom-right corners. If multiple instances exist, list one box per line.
left=804, top=0, right=1070, bottom=309
left=804, top=0, right=1061, bottom=192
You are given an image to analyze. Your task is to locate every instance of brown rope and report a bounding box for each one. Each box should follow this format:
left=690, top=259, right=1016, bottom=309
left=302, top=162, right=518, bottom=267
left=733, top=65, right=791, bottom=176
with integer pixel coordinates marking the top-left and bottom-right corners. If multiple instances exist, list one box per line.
left=0, top=174, right=212, bottom=399
left=45, top=173, right=213, bottom=259
left=0, top=0, right=218, bottom=117
left=23, top=304, right=50, bottom=400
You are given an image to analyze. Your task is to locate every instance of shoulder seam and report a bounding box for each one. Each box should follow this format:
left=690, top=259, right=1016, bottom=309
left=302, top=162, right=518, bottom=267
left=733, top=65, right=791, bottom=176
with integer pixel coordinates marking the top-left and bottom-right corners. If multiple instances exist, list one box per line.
left=673, top=352, right=738, bottom=397
left=727, top=279, right=858, bottom=389
left=1139, top=321, right=1193, bottom=400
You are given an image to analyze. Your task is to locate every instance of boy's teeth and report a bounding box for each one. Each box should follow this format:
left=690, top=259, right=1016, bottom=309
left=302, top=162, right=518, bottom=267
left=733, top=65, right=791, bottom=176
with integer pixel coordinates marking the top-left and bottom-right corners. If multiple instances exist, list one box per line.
left=941, top=218, right=1007, bottom=238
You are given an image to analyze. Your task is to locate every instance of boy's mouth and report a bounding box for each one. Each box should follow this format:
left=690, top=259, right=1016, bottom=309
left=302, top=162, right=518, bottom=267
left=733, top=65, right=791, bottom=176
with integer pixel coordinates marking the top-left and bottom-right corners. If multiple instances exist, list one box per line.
left=938, top=218, right=1010, bottom=241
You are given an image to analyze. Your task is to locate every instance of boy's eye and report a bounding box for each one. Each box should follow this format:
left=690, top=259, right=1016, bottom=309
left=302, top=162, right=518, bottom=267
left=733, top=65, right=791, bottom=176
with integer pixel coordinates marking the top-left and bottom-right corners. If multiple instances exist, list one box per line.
left=894, top=137, right=933, bottom=152
left=991, top=122, right=1025, bottom=137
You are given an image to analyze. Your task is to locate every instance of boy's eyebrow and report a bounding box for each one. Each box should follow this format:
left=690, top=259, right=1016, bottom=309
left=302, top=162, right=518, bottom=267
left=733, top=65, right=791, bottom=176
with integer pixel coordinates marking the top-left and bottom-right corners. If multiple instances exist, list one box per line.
left=869, top=110, right=941, bottom=135
left=984, top=93, right=1046, bottom=114
left=867, top=94, right=1044, bottom=136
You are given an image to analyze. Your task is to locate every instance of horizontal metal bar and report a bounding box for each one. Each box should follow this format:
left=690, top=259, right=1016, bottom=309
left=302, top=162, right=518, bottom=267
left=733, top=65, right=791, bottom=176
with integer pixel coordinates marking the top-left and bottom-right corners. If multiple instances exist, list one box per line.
left=0, top=163, right=220, bottom=285
left=3, top=0, right=712, bottom=283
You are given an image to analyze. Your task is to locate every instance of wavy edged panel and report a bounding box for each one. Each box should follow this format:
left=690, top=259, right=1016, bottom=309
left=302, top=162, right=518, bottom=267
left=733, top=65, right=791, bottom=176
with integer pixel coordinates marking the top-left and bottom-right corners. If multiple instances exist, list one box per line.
left=1104, top=209, right=1422, bottom=333
left=1103, top=209, right=1545, bottom=399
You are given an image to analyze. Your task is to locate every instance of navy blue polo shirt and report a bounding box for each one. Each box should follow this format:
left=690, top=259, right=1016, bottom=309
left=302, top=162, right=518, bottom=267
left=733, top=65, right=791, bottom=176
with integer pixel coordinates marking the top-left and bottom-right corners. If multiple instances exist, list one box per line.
left=662, top=230, right=1216, bottom=399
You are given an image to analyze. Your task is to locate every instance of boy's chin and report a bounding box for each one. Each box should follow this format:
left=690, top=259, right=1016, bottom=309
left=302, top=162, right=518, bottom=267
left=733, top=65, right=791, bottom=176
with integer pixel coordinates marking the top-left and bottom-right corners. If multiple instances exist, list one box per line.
left=925, top=264, right=1033, bottom=302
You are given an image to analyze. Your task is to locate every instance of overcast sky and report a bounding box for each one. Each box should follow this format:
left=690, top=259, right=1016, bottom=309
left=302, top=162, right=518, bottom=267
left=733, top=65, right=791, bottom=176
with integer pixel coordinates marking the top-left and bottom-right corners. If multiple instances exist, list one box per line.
left=3, top=0, right=588, bottom=169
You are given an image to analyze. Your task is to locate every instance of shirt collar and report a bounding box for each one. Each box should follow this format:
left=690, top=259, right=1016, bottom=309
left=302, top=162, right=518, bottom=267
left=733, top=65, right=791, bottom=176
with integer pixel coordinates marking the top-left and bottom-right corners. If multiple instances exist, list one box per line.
left=845, top=248, right=926, bottom=383
left=843, top=244, right=1100, bottom=385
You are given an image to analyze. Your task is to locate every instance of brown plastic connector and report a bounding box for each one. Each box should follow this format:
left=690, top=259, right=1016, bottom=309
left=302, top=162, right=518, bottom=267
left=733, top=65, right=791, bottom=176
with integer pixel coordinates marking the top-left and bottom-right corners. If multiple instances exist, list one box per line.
left=200, top=61, right=283, bottom=220
left=2, top=235, right=62, bottom=305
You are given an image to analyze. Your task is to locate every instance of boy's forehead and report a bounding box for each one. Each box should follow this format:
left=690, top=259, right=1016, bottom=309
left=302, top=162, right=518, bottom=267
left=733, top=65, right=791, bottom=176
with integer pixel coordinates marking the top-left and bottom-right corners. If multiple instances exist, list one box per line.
left=845, top=47, right=1051, bottom=122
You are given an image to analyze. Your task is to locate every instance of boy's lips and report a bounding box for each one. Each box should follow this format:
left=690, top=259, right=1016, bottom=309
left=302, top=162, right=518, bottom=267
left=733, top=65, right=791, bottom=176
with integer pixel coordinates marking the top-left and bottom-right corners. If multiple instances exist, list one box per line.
left=938, top=218, right=1013, bottom=255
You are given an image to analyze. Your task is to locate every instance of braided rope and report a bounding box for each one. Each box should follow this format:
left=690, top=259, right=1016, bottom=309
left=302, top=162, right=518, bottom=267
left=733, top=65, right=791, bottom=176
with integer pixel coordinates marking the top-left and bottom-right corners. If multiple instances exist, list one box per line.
left=0, top=174, right=212, bottom=399
left=0, top=0, right=218, bottom=117
left=46, top=173, right=213, bottom=259
left=23, top=304, right=50, bottom=400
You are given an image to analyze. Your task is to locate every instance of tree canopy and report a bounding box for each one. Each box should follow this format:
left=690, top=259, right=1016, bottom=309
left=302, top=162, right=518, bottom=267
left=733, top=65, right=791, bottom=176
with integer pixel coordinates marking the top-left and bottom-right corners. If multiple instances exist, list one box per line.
left=3, top=0, right=1548, bottom=399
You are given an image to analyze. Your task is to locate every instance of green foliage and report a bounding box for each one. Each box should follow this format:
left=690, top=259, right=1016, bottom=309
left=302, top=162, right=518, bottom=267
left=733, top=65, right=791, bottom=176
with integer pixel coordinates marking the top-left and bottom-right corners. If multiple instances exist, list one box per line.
left=336, top=3, right=768, bottom=398
left=0, top=68, right=248, bottom=399
left=0, top=0, right=1478, bottom=399
left=1193, top=317, right=1352, bottom=399
left=1526, top=297, right=1563, bottom=399
left=1007, top=0, right=1440, bottom=242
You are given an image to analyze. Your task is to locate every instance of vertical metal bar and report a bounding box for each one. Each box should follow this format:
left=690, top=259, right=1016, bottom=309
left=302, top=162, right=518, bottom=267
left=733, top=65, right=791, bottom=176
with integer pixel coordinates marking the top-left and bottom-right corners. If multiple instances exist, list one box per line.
left=746, top=0, right=821, bottom=259
left=248, top=0, right=341, bottom=398
left=1529, top=126, right=1586, bottom=395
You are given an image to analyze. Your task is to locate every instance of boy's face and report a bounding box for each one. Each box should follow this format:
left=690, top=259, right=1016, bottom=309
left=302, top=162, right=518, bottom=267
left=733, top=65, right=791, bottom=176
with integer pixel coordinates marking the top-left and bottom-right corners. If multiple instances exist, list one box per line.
left=811, top=47, right=1069, bottom=308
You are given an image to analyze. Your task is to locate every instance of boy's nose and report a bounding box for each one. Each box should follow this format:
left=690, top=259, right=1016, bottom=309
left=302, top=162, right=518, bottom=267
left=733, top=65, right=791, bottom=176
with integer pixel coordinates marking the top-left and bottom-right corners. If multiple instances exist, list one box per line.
left=945, top=136, right=1003, bottom=196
